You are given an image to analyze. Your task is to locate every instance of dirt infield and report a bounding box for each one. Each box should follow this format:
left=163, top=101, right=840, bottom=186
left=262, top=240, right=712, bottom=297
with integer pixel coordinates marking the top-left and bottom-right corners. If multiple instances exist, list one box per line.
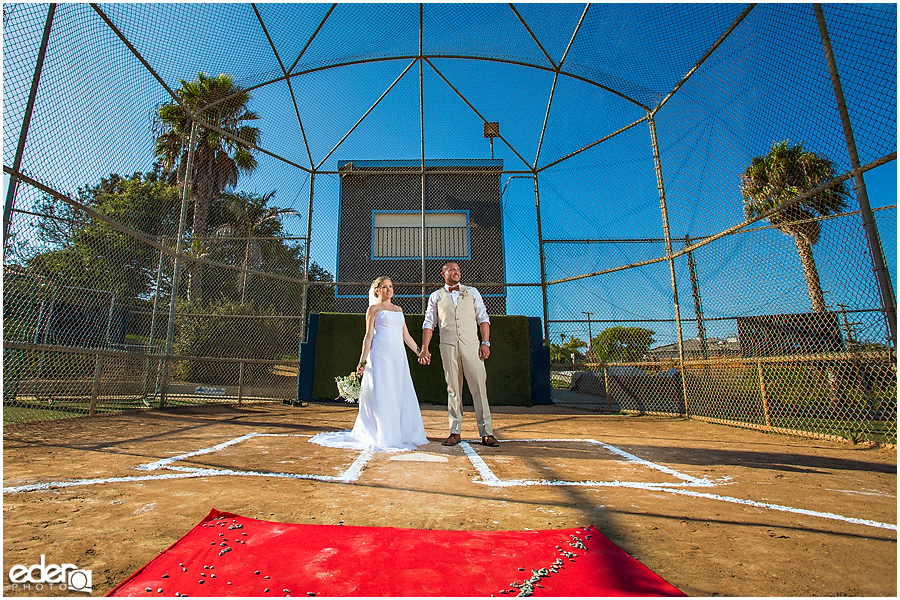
left=3, top=402, right=896, bottom=597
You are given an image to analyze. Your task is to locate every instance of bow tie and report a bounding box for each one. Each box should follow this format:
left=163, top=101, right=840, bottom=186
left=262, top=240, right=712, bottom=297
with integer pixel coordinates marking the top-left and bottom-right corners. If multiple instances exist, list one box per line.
left=448, top=285, right=460, bottom=292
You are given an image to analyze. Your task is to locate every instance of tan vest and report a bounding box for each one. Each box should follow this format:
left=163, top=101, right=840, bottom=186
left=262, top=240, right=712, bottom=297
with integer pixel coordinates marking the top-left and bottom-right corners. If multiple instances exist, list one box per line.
left=436, top=286, right=478, bottom=346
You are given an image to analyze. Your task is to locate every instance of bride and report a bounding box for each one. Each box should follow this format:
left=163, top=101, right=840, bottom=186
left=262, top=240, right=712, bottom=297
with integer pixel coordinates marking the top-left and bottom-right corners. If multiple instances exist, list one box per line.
left=309, top=277, right=429, bottom=452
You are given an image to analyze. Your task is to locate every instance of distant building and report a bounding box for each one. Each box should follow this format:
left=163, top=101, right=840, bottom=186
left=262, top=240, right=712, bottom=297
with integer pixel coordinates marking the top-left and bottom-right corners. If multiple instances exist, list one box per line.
left=647, top=337, right=741, bottom=361
left=736, top=312, right=843, bottom=357
left=334, top=159, right=506, bottom=314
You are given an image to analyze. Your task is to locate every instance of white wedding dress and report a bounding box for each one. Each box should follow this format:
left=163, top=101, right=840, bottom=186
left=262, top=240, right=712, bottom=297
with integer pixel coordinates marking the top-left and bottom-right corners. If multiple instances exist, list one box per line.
left=309, top=310, right=429, bottom=452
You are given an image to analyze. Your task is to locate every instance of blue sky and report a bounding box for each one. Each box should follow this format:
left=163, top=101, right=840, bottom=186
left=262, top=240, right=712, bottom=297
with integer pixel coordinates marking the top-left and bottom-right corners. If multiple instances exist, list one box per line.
left=3, top=2, right=896, bottom=346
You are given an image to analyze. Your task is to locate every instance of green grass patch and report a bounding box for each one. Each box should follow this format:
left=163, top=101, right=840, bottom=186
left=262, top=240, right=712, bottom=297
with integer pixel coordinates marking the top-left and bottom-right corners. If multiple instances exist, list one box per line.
left=550, top=378, right=569, bottom=389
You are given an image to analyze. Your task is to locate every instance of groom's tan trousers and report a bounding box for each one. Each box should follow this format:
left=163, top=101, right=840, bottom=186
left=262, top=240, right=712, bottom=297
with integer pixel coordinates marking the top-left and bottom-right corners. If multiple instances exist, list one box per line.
left=436, top=289, right=493, bottom=437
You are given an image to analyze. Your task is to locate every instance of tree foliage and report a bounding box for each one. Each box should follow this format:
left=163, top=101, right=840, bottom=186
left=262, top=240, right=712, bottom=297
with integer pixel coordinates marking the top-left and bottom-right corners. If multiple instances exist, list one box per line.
left=174, top=299, right=287, bottom=383
left=26, top=172, right=334, bottom=314
left=28, top=170, right=181, bottom=299
left=154, top=72, right=261, bottom=301
left=590, top=326, right=654, bottom=363
left=549, top=343, right=565, bottom=363
left=216, top=190, right=301, bottom=302
left=740, top=140, right=849, bottom=313
left=550, top=334, right=587, bottom=363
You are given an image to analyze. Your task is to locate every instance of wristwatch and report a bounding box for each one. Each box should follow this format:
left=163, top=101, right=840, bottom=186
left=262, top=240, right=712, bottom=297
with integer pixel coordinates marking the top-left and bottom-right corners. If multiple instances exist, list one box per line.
left=481, top=341, right=491, bottom=347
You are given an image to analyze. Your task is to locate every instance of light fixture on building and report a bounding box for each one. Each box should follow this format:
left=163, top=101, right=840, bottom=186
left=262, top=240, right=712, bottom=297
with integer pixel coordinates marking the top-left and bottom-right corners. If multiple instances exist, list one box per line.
left=484, top=122, right=499, bottom=159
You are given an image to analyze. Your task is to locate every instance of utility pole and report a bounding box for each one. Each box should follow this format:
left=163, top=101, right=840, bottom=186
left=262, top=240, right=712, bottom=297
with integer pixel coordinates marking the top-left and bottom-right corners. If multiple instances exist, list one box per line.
left=582, top=311, right=593, bottom=362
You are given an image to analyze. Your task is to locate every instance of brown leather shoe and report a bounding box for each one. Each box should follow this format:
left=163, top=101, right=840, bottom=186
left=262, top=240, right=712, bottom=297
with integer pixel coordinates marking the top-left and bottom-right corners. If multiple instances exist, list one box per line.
left=442, top=433, right=462, bottom=446
left=481, top=435, right=500, bottom=447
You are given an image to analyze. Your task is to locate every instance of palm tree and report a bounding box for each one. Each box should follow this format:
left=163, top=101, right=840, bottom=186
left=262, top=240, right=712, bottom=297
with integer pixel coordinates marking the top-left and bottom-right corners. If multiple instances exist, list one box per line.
left=154, top=72, right=261, bottom=302
left=550, top=333, right=568, bottom=363
left=741, top=141, right=850, bottom=406
left=549, top=343, right=565, bottom=363
left=740, top=141, right=849, bottom=313
left=561, top=336, right=588, bottom=364
left=217, top=191, right=300, bottom=303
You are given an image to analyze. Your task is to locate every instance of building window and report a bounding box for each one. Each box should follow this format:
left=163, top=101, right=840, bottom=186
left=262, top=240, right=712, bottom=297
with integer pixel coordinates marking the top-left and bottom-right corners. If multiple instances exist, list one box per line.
left=372, top=211, right=470, bottom=259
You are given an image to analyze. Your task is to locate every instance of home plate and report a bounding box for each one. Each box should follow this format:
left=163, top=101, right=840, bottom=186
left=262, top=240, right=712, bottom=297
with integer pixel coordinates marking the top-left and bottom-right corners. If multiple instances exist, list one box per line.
left=389, top=452, right=449, bottom=462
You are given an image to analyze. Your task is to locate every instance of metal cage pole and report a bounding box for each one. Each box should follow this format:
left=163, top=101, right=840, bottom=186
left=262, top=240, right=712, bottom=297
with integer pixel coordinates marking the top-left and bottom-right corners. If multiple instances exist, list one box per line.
left=419, top=4, right=427, bottom=311
left=89, top=291, right=116, bottom=415
left=298, top=173, right=315, bottom=345
left=534, top=175, right=550, bottom=344
left=685, top=235, right=709, bottom=361
left=648, top=112, right=690, bottom=416
left=4, top=4, right=55, bottom=259
left=292, top=173, right=315, bottom=408
left=814, top=4, right=897, bottom=349
left=420, top=162, right=426, bottom=312
left=32, top=284, right=57, bottom=402
left=142, top=237, right=166, bottom=400
left=160, top=121, right=200, bottom=407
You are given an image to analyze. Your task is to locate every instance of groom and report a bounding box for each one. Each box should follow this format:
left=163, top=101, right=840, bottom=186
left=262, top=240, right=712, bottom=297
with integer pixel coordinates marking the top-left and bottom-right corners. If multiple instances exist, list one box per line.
left=418, top=261, right=499, bottom=447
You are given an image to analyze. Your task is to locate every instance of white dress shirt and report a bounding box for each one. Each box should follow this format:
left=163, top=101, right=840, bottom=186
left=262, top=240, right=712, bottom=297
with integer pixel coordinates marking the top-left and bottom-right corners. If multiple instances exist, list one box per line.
left=422, top=284, right=490, bottom=330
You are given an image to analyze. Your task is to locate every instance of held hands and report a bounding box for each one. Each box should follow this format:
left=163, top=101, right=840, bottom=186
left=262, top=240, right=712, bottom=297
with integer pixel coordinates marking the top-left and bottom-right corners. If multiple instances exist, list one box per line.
left=415, top=346, right=487, bottom=363
left=417, top=347, right=431, bottom=365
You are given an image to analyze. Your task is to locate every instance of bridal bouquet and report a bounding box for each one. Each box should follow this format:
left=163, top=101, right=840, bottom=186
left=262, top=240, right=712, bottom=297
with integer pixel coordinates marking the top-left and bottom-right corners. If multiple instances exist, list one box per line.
left=335, top=371, right=361, bottom=403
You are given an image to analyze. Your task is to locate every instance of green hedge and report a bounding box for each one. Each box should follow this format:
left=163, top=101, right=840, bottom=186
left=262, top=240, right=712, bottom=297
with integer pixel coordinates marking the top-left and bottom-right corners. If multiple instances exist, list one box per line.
left=312, top=313, right=532, bottom=406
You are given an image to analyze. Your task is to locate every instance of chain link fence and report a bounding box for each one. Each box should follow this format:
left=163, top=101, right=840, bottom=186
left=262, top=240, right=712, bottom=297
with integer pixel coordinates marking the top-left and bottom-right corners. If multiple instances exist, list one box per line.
left=3, top=4, right=896, bottom=443
left=548, top=207, right=896, bottom=444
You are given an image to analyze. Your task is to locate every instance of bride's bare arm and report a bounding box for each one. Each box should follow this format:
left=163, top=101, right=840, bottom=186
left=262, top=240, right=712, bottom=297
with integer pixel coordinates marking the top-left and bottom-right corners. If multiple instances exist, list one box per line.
left=358, top=307, right=378, bottom=375
left=401, top=316, right=421, bottom=355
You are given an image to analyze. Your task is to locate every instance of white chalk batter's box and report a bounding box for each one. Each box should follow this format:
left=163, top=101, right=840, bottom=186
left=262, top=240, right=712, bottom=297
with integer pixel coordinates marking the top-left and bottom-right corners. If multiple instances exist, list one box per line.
left=140, top=434, right=717, bottom=489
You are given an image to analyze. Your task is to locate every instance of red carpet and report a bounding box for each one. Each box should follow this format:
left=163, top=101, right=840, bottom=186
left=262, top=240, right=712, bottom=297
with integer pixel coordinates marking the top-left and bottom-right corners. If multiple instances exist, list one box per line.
left=109, top=509, right=684, bottom=597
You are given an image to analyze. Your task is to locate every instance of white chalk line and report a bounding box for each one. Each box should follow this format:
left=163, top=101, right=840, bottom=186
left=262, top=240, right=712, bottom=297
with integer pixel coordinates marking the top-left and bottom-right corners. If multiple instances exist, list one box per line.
left=164, top=465, right=365, bottom=484
left=471, top=478, right=717, bottom=490
left=3, top=471, right=208, bottom=494
left=342, top=450, right=375, bottom=481
left=824, top=487, right=896, bottom=498
left=590, top=439, right=712, bottom=486
left=137, top=432, right=309, bottom=471
left=152, top=432, right=370, bottom=482
left=3, top=464, right=363, bottom=494
left=462, top=439, right=896, bottom=532
left=470, top=438, right=716, bottom=487
left=642, top=486, right=897, bottom=531
left=460, top=441, right=502, bottom=485
left=4, top=433, right=363, bottom=494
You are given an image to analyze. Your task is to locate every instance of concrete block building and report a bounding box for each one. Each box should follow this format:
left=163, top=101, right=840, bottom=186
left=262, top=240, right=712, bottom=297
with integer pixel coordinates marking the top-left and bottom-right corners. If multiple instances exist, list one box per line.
left=334, top=159, right=507, bottom=314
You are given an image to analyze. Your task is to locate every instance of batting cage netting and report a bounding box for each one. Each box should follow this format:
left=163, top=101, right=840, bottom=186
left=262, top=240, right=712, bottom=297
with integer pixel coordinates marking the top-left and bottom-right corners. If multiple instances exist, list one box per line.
left=3, top=3, right=896, bottom=444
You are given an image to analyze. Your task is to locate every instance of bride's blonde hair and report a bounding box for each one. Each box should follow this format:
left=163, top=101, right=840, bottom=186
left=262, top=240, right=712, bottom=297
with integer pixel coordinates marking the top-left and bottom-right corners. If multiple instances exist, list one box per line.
left=370, top=276, right=391, bottom=299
